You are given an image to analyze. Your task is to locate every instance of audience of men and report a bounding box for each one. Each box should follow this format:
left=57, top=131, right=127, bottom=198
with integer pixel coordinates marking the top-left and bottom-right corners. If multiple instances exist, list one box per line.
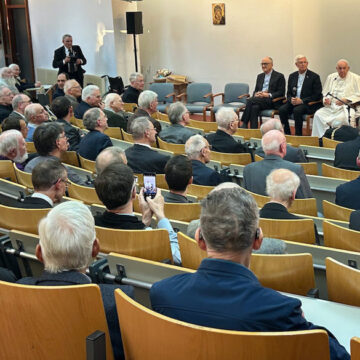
left=150, top=185, right=349, bottom=360
left=243, top=130, right=312, bottom=198
left=240, top=57, right=285, bottom=129
left=63, top=79, right=82, bottom=111
left=125, top=117, right=170, bottom=174
left=0, top=86, right=14, bottom=123
left=50, top=96, right=81, bottom=151
left=95, top=146, right=127, bottom=174
left=9, top=63, right=41, bottom=92
left=52, top=73, right=68, bottom=99
left=0, top=129, right=28, bottom=170
left=74, top=84, right=102, bottom=119
left=24, top=103, right=49, bottom=142
left=279, top=55, right=323, bottom=135
left=122, top=72, right=144, bottom=104
left=185, top=134, right=224, bottom=186
left=52, top=34, right=87, bottom=87
left=1, top=117, right=28, bottom=139
left=17, top=159, right=67, bottom=208
left=17, top=201, right=133, bottom=359
left=24, top=122, right=87, bottom=185
left=255, top=118, right=307, bottom=162
left=103, top=93, right=128, bottom=129
left=127, top=90, right=161, bottom=133
left=94, top=162, right=181, bottom=264
left=312, top=59, right=360, bottom=138
left=205, top=107, right=247, bottom=153
left=164, top=155, right=193, bottom=203
left=8, top=93, right=31, bottom=121
left=158, top=102, right=195, bottom=144
left=334, top=130, right=360, bottom=170
left=0, top=67, right=18, bottom=94
left=259, top=168, right=301, bottom=219
left=335, top=155, right=360, bottom=210
left=78, top=108, right=112, bottom=161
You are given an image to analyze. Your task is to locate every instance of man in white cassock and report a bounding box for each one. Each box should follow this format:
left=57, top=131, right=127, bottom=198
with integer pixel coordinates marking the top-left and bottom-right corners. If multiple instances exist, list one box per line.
left=312, top=59, right=360, bottom=138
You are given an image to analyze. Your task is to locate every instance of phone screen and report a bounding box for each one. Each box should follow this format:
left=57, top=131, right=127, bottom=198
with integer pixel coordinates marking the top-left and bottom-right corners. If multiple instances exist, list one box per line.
left=143, top=173, right=157, bottom=199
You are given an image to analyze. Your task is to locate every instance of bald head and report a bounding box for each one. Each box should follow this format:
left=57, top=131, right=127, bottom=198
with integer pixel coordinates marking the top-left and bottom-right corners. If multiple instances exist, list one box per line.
left=261, top=130, right=286, bottom=157
left=336, top=59, right=350, bottom=78
left=260, top=118, right=283, bottom=136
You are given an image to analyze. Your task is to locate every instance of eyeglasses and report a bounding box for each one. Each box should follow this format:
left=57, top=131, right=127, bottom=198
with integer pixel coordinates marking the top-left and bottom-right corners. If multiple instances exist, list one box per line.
left=204, top=144, right=212, bottom=150
left=261, top=63, right=271, bottom=66
left=53, top=178, right=71, bottom=187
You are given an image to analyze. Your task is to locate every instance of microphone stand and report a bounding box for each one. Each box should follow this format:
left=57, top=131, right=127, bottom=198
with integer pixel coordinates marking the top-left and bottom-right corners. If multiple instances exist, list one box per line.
left=326, top=92, right=356, bottom=125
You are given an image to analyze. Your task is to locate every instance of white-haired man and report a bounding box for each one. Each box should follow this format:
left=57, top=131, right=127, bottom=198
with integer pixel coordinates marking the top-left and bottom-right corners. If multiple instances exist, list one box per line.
left=312, top=59, right=360, bottom=138
left=64, top=79, right=82, bottom=111
left=74, top=84, right=102, bottom=119
left=122, top=72, right=144, bottom=104
left=9, top=63, right=41, bottom=92
left=127, top=90, right=161, bottom=133
left=7, top=93, right=31, bottom=121
left=243, top=130, right=312, bottom=198
left=0, top=85, right=14, bottom=123
left=0, top=67, right=18, bottom=94
left=206, top=107, right=247, bottom=153
left=103, top=93, right=128, bottom=129
left=185, top=134, right=224, bottom=186
left=17, top=201, right=133, bottom=359
left=24, top=103, right=49, bottom=142
left=0, top=129, right=28, bottom=170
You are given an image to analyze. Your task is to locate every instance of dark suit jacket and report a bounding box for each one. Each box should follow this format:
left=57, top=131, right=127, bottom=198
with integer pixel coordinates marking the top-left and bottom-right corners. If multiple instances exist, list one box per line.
left=125, top=144, right=170, bottom=174
left=52, top=45, right=87, bottom=76
left=259, top=202, right=301, bottom=219
left=243, top=154, right=313, bottom=198
left=127, top=108, right=161, bottom=134
left=18, top=270, right=133, bottom=360
left=15, top=196, right=52, bottom=209
left=7, top=111, right=25, bottom=121
left=159, top=124, right=196, bottom=144
left=349, top=210, right=360, bottom=231
left=122, top=86, right=140, bottom=104
left=324, top=125, right=359, bottom=142
left=150, top=258, right=349, bottom=360
left=104, top=109, right=127, bottom=130
left=205, top=130, right=247, bottom=153
left=254, top=70, right=285, bottom=101
left=255, top=144, right=307, bottom=163
left=0, top=104, right=12, bottom=123
left=191, top=159, right=223, bottom=186
left=74, top=101, right=92, bottom=119
left=52, top=87, right=65, bottom=100
left=163, top=192, right=192, bottom=203
left=286, top=70, right=322, bottom=105
left=78, top=130, right=113, bottom=161
left=94, top=211, right=146, bottom=230
left=56, top=118, right=81, bottom=151
left=334, top=137, right=360, bottom=171
left=15, top=77, right=36, bottom=93
left=335, top=176, right=360, bottom=210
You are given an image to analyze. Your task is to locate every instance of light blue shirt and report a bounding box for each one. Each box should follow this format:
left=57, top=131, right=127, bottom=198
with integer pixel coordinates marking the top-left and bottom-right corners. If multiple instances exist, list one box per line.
left=262, top=70, right=273, bottom=92
left=26, top=123, right=37, bottom=142
left=296, top=71, right=306, bottom=98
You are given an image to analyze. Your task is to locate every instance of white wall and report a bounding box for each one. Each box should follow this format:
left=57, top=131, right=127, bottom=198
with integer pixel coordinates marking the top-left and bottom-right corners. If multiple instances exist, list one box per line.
left=28, top=0, right=117, bottom=78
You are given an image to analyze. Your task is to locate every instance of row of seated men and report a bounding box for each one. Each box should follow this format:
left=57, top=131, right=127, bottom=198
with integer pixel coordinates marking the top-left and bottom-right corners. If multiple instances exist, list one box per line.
left=0, top=181, right=351, bottom=359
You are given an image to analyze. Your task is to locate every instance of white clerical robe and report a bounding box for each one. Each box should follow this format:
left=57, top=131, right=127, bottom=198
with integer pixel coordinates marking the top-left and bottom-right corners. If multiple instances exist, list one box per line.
left=311, top=71, right=360, bottom=137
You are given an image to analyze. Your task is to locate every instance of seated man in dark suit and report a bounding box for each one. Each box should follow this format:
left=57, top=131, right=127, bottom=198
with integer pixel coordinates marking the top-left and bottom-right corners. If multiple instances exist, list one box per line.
left=17, top=201, right=133, bottom=360
left=0, top=86, right=14, bottom=123
left=78, top=108, right=112, bottom=161
left=279, top=55, right=322, bottom=136
left=334, top=131, right=360, bottom=171
left=164, top=155, right=193, bottom=203
left=127, top=90, right=161, bottom=133
left=64, top=79, right=82, bottom=111
left=95, top=146, right=127, bottom=174
left=17, top=159, right=67, bottom=208
left=74, top=85, right=102, bottom=119
left=206, top=107, right=247, bottom=153
left=94, top=162, right=180, bottom=264
left=349, top=210, right=360, bottom=231
left=185, top=134, right=225, bottom=186
left=103, top=93, right=128, bottom=130
left=150, top=186, right=349, bottom=360
left=244, top=130, right=313, bottom=198
left=125, top=117, right=170, bottom=174
left=240, top=56, right=285, bottom=129
left=7, top=93, right=31, bottom=123
left=0, top=129, right=28, bottom=170
left=323, top=123, right=359, bottom=143
left=50, top=96, right=81, bottom=151
left=122, top=72, right=144, bottom=104
left=255, top=118, right=307, bottom=163
left=9, top=63, right=41, bottom=92
left=52, top=73, right=68, bottom=99
left=159, top=102, right=196, bottom=144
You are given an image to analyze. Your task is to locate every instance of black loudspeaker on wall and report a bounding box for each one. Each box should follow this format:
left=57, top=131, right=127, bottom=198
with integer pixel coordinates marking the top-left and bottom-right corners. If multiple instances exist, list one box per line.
left=126, top=12, right=143, bottom=34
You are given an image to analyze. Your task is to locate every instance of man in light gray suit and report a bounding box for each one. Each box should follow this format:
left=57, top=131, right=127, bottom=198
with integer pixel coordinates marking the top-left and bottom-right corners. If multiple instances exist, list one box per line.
left=243, top=130, right=313, bottom=198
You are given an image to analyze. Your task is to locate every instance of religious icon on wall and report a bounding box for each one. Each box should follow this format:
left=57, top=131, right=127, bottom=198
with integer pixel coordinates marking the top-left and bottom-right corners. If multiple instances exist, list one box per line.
left=212, top=3, right=225, bottom=25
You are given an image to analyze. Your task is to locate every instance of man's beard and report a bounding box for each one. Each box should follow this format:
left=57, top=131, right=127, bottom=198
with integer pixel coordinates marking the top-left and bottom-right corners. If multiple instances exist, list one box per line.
left=14, top=151, right=28, bottom=164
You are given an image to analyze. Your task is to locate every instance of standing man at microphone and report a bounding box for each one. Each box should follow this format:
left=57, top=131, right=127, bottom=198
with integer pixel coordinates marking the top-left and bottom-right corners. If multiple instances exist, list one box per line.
left=312, top=59, right=360, bottom=138
left=52, top=34, right=87, bottom=87
left=279, top=55, right=322, bottom=136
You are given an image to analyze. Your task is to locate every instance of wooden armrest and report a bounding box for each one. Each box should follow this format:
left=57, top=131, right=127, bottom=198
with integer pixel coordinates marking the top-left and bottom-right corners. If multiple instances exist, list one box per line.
left=213, top=92, right=224, bottom=103
left=213, top=92, right=224, bottom=98
left=308, top=100, right=322, bottom=106
left=203, top=92, right=213, bottom=99
left=165, top=92, right=176, bottom=102
left=238, top=94, right=250, bottom=99
left=272, top=96, right=286, bottom=103
left=176, top=92, right=186, bottom=101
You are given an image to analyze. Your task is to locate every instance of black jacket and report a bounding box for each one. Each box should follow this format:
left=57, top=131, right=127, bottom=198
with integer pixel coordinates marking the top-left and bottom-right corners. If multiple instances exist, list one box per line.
left=52, top=45, right=87, bottom=75
left=56, top=118, right=81, bottom=151
left=254, top=70, right=286, bottom=101
left=122, top=86, right=141, bottom=104
left=206, top=130, right=247, bottom=153
left=334, top=137, right=360, bottom=171
left=94, top=211, right=146, bottom=229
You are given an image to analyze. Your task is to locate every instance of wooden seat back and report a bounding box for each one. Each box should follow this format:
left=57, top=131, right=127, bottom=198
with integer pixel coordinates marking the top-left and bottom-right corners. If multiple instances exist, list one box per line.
left=67, top=180, right=102, bottom=205
left=114, top=289, right=330, bottom=360
left=95, top=226, right=173, bottom=262
left=72, top=117, right=85, bottom=129
left=104, top=127, right=122, bottom=139
left=0, top=281, right=114, bottom=359
left=323, top=200, right=353, bottom=222
left=157, top=137, right=185, bottom=155
left=187, top=183, right=214, bottom=200
left=0, top=160, right=17, bottom=182
left=323, top=220, right=360, bottom=252
left=164, top=202, right=201, bottom=222
left=211, top=151, right=251, bottom=166
left=178, top=232, right=207, bottom=269
left=0, top=204, right=49, bottom=234
left=26, top=141, right=36, bottom=153
left=322, top=163, right=359, bottom=181
left=326, top=257, right=360, bottom=307
left=123, top=103, right=137, bottom=112
left=121, top=128, right=134, bottom=142
left=250, top=253, right=315, bottom=296
left=299, top=162, right=318, bottom=175
left=78, top=155, right=96, bottom=172
left=351, top=337, right=360, bottom=360
left=188, top=119, right=217, bottom=132
left=13, top=163, right=33, bottom=189
left=60, top=151, right=80, bottom=167
left=322, top=137, right=342, bottom=149
left=234, top=128, right=262, bottom=140
left=285, top=135, right=319, bottom=147
left=259, top=218, right=316, bottom=244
